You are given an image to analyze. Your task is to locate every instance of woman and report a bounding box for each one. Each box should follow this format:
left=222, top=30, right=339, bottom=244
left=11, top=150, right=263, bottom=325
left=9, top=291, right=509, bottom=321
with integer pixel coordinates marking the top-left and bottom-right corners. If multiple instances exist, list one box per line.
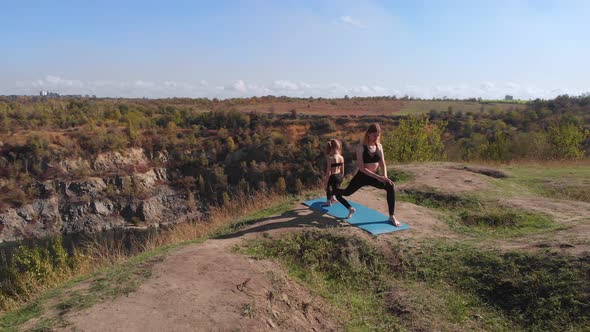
left=322, top=139, right=344, bottom=207
left=335, top=123, right=400, bottom=227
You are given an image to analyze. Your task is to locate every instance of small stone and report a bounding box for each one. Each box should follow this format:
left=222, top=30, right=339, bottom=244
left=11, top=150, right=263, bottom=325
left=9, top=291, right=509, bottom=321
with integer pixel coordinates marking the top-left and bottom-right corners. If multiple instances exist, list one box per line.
left=266, top=318, right=276, bottom=328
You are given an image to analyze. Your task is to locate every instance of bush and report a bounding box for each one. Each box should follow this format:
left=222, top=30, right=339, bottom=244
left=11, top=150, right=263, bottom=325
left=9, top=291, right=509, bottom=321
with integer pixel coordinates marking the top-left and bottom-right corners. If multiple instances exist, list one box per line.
left=547, top=123, right=588, bottom=160
left=0, top=237, right=74, bottom=309
left=382, top=115, right=445, bottom=163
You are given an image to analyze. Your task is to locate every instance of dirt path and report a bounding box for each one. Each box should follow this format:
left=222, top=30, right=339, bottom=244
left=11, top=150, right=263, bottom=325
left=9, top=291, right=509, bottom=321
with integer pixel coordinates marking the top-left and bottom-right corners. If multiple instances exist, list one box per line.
left=66, top=241, right=342, bottom=331
left=56, top=163, right=589, bottom=331
left=398, top=162, right=590, bottom=255
left=64, top=210, right=345, bottom=332
left=398, top=162, right=496, bottom=193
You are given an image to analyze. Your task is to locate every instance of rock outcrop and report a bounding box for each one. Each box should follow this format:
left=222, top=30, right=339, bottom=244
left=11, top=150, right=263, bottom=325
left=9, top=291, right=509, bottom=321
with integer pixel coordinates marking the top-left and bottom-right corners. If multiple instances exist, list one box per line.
left=0, top=149, right=200, bottom=243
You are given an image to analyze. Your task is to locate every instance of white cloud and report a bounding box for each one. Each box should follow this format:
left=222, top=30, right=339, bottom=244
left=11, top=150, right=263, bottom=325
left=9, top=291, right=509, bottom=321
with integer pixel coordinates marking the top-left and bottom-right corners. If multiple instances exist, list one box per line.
left=227, top=80, right=272, bottom=95
left=164, top=81, right=177, bottom=88
left=45, top=75, right=84, bottom=88
left=299, top=82, right=312, bottom=89
left=31, top=75, right=84, bottom=89
left=339, top=15, right=365, bottom=29
left=480, top=82, right=496, bottom=90
left=350, top=85, right=387, bottom=95
left=504, top=82, right=520, bottom=89
left=10, top=74, right=584, bottom=99
left=134, top=80, right=155, bottom=88
left=272, top=80, right=299, bottom=90
left=231, top=80, right=248, bottom=93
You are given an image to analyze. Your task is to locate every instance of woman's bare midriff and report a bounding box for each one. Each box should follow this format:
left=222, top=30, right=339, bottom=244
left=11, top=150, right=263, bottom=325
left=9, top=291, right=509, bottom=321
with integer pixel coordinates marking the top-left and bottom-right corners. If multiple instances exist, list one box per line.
left=363, top=162, right=379, bottom=173
left=330, top=166, right=342, bottom=174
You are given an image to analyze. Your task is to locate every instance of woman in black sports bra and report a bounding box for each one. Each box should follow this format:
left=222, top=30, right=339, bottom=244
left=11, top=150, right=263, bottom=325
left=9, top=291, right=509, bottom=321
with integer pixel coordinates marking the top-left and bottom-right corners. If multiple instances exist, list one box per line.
left=322, top=139, right=344, bottom=207
left=335, top=123, right=400, bottom=227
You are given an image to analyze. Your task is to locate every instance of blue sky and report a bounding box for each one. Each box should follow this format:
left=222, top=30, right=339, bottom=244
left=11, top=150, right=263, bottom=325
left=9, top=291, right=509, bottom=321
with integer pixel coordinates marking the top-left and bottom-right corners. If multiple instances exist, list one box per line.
left=1, top=0, right=589, bottom=99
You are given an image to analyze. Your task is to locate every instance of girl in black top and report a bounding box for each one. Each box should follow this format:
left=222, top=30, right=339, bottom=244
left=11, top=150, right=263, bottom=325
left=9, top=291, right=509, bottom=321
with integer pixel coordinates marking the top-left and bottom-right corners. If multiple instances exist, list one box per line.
left=323, top=139, right=344, bottom=207
left=335, top=123, right=400, bottom=227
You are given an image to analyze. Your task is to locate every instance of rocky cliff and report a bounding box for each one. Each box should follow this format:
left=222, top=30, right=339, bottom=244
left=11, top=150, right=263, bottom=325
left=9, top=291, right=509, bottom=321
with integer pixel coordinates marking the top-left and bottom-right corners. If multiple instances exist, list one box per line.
left=0, top=148, right=200, bottom=243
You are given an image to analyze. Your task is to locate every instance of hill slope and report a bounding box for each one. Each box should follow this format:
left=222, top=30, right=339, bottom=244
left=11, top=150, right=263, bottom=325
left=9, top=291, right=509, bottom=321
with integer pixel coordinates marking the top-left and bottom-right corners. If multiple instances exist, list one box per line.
left=8, top=162, right=590, bottom=331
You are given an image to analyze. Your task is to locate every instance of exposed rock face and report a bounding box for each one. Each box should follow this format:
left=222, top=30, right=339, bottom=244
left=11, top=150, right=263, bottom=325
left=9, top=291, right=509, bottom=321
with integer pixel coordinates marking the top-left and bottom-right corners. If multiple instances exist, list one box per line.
left=93, top=148, right=149, bottom=172
left=0, top=149, right=200, bottom=243
left=0, top=196, right=62, bottom=242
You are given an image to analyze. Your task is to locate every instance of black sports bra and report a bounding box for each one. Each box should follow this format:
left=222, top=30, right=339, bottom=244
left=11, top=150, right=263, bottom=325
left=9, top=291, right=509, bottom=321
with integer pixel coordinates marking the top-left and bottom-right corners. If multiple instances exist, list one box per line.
left=363, top=145, right=381, bottom=163
left=331, top=162, right=343, bottom=167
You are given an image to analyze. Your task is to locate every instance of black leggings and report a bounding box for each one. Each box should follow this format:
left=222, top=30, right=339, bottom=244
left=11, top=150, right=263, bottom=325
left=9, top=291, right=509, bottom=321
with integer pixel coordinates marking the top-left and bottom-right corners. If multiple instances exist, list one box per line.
left=326, top=174, right=343, bottom=200
left=335, top=171, right=395, bottom=215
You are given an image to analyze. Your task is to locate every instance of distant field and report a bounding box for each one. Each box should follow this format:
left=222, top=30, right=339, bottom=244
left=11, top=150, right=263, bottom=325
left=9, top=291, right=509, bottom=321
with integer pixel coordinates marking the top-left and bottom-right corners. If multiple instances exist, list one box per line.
left=221, top=99, right=526, bottom=116
left=398, top=100, right=526, bottom=115
left=227, top=99, right=408, bottom=116
left=0, top=96, right=529, bottom=118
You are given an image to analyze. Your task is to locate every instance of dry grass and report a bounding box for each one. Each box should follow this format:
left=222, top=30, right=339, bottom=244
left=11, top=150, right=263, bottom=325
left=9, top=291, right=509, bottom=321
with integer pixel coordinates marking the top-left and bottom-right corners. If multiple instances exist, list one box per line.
left=147, top=190, right=288, bottom=249
left=0, top=189, right=292, bottom=314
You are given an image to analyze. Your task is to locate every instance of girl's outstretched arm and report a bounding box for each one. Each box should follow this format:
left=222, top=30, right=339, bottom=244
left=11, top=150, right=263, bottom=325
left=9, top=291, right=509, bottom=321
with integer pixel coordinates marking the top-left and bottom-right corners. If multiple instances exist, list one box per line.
left=324, top=156, right=332, bottom=186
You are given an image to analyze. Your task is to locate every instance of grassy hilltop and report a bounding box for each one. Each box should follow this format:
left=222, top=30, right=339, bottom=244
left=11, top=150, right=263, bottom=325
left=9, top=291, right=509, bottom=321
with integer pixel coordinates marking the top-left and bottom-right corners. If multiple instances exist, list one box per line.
left=2, top=161, right=589, bottom=331
left=1, top=95, right=589, bottom=330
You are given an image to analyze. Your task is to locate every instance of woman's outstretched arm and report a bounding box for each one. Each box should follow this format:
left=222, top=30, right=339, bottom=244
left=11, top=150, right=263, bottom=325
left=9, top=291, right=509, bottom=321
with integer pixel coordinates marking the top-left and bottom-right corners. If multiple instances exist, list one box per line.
left=379, top=143, right=387, bottom=178
left=378, top=144, right=394, bottom=185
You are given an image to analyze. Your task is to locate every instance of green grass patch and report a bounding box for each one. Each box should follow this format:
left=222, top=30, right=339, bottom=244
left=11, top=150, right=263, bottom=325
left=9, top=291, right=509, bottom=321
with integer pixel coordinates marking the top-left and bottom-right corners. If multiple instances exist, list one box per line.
left=396, top=240, right=590, bottom=331
left=241, top=230, right=402, bottom=330
left=498, top=163, right=590, bottom=202
left=55, top=290, right=96, bottom=312
left=0, top=301, right=43, bottom=332
left=387, top=168, right=415, bottom=184
left=385, top=280, right=511, bottom=331
left=399, top=188, right=479, bottom=209
left=454, top=208, right=558, bottom=237
left=400, top=187, right=558, bottom=238
left=545, top=184, right=590, bottom=203
left=241, top=230, right=512, bottom=331
left=30, top=316, right=71, bottom=331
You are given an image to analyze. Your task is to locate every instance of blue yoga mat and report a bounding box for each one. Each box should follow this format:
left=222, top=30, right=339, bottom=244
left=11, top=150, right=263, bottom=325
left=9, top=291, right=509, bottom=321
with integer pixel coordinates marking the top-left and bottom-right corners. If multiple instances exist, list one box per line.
left=303, top=197, right=410, bottom=235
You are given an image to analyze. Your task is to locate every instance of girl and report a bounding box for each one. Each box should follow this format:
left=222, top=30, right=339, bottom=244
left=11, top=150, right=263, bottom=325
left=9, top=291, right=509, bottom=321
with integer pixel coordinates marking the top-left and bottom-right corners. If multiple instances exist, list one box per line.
left=335, top=123, right=400, bottom=227
left=323, top=139, right=344, bottom=207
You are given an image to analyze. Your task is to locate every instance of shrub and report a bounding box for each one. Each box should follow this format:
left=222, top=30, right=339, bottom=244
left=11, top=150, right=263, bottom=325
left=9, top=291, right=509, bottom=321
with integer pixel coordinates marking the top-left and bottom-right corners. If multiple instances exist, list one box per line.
left=547, top=123, right=588, bottom=160
left=382, top=115, right=445, bottom=163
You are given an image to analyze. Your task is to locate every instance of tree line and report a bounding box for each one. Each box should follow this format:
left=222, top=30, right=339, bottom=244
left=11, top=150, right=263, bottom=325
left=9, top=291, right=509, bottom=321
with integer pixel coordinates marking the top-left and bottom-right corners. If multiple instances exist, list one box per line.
left=0, top=95, right=588, bottom=210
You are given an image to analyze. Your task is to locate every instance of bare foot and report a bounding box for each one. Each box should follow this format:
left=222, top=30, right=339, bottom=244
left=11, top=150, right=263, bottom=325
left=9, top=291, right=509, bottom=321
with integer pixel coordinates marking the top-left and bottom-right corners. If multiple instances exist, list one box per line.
left=321, top=201, right=332, bottom=207
left=389, top=215, right=401, bottom=227
left=330, top=197, right=338, bottom=204
left=346, top=207, right=356, bottom=219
